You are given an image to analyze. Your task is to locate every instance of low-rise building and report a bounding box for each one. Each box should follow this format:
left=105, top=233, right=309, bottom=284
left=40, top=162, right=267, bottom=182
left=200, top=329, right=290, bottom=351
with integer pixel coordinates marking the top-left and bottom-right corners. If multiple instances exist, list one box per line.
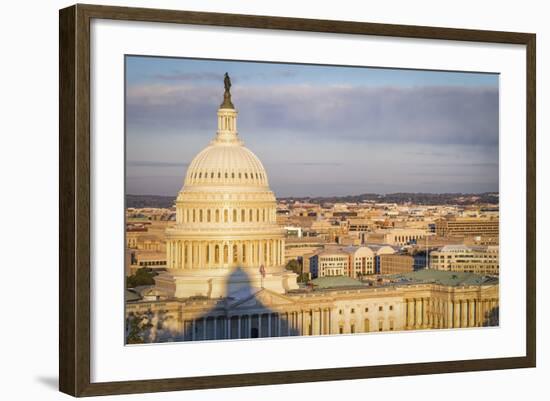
left=379, top=254, right=414, bottom=275
left=430, top=245, right=499, bottom=275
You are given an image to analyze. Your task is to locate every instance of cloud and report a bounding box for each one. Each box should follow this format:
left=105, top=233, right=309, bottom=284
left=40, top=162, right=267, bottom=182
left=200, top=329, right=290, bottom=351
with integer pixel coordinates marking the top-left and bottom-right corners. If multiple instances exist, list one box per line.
left=126, top=83, right=498, bottom=147
left=127, top=160, right=189, bottom=167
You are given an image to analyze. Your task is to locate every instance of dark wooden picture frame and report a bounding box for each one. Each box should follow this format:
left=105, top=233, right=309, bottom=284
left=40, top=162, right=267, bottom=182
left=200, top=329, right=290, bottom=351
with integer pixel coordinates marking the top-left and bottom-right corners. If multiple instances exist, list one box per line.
left=59, top=3, right=536, bottom=397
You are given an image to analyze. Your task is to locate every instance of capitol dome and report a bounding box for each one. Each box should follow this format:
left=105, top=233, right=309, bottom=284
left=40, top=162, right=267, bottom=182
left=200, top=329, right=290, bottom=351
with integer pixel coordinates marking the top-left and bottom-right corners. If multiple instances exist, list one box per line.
left=156, top=74, right=298, bottom=299
left=184, top=136, right=269, bottom=189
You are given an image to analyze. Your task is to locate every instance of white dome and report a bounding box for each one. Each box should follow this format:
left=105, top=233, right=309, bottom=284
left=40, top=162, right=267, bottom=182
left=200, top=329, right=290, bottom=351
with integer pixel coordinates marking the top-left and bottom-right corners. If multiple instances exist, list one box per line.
left=184, top=141, right=269, bottom=188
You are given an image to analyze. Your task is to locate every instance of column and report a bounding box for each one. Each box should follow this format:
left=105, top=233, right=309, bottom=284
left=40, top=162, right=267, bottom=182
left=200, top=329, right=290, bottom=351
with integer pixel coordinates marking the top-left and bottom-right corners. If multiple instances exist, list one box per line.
left=259, top=240, right=264, bottom=266
left=191, top=319, right=196, bottom=341
left=468, top=300, right=475, bottom=327
left=213, top=317, right=217, bottom=339
left=267, top=314, right=272, bottom=337
left=422, top=298, right=430, bottom=328
left=228, top=242, right=234, bottom=267
left=277, top=313, right=282, bottom=337
left=226, top=316, right=230, bottom=339
left=202, top=318, right=206, bottom=340
left=447, top=301, right=454, bottom=328
left=198, top=242, right=203, bottom=269
left=258, top=314, right=262, bottom=337
left=407, top=300, right=415, bottom=329
left=453, top=301, right=460, bottom=328
left=415, top=298, right=422, bottom=328
left=237, top=316, right=241, bottom=339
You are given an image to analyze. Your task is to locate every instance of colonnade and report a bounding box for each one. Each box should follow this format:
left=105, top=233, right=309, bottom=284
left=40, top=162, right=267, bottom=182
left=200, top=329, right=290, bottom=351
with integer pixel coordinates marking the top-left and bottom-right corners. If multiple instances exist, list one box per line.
left=182, top=308, right=336, bottom=341
left=405, top=297, right=499, bottom=329
left=167, top=238, right=284, bottom=269
left=177, top=206, right=276, bottom=225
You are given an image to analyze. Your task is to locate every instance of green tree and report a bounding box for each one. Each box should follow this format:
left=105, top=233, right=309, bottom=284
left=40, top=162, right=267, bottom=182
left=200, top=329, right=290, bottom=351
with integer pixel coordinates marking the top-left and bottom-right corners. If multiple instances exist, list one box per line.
left=126, top=267, right=157, bottom=288
left=285, top=259, right=301, bottom=274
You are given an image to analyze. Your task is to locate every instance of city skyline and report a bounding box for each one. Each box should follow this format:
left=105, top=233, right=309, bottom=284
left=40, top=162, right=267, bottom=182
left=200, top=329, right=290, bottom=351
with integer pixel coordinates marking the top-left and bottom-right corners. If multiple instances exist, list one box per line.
left=126, top=56, right=499, bottom=197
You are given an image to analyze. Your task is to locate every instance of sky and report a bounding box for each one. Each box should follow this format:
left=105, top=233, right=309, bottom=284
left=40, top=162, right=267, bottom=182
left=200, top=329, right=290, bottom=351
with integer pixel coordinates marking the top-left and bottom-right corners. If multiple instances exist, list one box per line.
left=125, top=56, right=499, bottom=197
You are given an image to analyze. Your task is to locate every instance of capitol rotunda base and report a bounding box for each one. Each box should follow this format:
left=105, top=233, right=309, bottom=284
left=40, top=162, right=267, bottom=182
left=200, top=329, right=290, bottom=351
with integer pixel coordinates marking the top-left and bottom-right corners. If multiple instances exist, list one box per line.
left=154, top=267, right=299, bottom=299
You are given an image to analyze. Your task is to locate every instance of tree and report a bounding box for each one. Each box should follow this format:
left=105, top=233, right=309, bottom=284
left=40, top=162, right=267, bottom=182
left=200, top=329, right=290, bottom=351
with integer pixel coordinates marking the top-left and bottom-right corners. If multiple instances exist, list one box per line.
left=285, top=259, right=301, bottom=274
left=126, top=267, right=157, bottom=288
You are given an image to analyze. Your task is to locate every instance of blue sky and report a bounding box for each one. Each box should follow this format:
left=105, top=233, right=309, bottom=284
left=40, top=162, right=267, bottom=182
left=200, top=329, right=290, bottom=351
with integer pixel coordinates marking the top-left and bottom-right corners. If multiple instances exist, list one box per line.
left=126, top=56, right=499, bottom=197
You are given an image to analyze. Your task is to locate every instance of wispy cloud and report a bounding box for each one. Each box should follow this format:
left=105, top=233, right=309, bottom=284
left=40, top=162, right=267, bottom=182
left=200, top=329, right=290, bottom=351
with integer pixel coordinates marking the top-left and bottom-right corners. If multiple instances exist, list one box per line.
left=127, top=83, right=499, bottom=146
left=127, top=160, right=189, bottom=167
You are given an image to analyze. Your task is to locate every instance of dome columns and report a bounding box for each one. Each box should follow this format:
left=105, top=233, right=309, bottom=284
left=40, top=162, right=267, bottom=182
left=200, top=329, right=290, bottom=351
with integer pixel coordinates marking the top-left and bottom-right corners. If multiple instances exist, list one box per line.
left=166, top=238, right=285, bottom=270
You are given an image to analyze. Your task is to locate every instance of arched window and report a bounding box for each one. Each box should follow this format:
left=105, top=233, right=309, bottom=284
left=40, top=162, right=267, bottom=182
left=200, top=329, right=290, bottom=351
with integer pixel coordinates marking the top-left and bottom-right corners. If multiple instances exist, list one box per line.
left=233, top=209, right=237, bottom=222
left=223, top=245, right=228, bottom=264
left=364, top=319, right=370, bottom=332
left=207, top=209, right=211, bottom=222
left=241, top=209, right=245, bottom=222
left=206, top=245, right=210, bottom=263
left=233, top=245, right=238, bottom=263
left=192, top=209, right=196, bottom=222
left=231, top=172, right=235, bottom=179
left=256, top=209, right=260, bottom=221
left=215, top=245, right=219, bottom=263
left=262, top=209, right=266, bottom=221
left=249, top=209, right=253, bottom=221
left=242, top=244, right=246, bottom=263
left=199, top=209, right=203, bottom=222
left=224, top=209, right=228, bottom=223
left=215, top=209, right=220, bottom=223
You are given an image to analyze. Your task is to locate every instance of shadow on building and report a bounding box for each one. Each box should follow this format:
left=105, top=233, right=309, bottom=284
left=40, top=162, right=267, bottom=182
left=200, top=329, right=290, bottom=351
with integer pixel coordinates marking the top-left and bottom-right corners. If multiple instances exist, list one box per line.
left=126, top=267, right=300, bottom=344
left=483, top=305, right=499, bottom=327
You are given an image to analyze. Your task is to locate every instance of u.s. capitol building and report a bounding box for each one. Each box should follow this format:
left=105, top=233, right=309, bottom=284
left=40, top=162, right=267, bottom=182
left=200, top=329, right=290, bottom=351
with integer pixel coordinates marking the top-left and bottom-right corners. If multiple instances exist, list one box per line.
left=125, top=75, right=499, bottom=343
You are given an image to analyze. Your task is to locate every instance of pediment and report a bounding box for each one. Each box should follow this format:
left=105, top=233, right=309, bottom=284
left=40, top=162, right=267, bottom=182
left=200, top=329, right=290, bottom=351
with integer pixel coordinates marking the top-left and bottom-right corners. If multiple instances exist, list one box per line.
left=229, top=289, right=295, bottom=310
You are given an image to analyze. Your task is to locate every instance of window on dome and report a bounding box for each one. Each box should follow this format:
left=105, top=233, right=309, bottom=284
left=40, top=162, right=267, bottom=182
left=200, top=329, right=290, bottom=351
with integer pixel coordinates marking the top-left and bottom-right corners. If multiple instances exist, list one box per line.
left=241, top=209, right=245, bottom=222
left=198, top=172, right=202, bottom=178
left=256, top=209, right=260, bottom=221
left=225, top=172, right=228, bottom=178
left=238, top=173, right=241, bottom=179
left=207, top=210, right=211, bottom=222
left=233, top=245, right=238, bottom=263
left=210, top=172, right=214, bottom=178
left=224, top=245, right=228, bottom=264
left=224, top=209, right=228, bottom=223
left=231, top=172, right=235, bottom=178
left=233, top=209, right=237, bottom=222
left=244, top=173, right=248, bottom=179
left=218, top=172, right=221, bottom=178
left=199, top=210, right=203, bottom=222
left=215, top=209, right=220, bottom=222
left=242, top=244, right=246, bottom=263
left=192, top=209, right=196, bottom=222
left=215, top=245, right=219, bottom=264
left=249, top=209, right=253, bottom=221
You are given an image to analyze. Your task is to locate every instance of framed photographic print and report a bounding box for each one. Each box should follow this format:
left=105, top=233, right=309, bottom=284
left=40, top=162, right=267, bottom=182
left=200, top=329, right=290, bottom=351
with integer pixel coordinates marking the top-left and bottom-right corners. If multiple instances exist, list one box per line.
left=59, top=4, right=536, bottom=397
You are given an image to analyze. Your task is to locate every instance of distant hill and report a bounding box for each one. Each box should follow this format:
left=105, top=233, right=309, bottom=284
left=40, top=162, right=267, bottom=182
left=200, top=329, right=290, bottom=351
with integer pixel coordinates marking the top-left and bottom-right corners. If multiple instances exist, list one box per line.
left=126, top=194, right=175, bottom=209
left=127, top=192, right=498, bottom=209
left=277, top=192, right=499, bottom=206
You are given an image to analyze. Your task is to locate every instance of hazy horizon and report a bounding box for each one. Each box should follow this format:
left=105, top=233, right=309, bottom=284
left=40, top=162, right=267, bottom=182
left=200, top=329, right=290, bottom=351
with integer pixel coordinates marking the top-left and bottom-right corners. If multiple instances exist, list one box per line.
left=126, top=56, right=499, bottom=197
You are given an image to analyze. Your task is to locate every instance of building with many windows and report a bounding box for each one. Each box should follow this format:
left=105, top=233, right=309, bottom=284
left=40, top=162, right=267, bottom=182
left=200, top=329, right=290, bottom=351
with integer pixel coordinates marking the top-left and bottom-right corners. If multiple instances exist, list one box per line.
left=435, top=217, right=499, bottom=238
left=429, top=245, right=499, bottom=275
